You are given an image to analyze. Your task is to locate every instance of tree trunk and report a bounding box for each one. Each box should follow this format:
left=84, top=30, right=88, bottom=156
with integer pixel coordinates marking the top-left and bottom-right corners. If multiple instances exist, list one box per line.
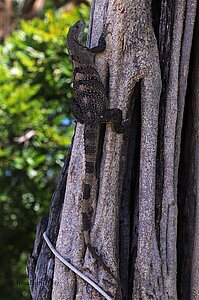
left=0, top=0, right=89, bottom=42
left=28, top=0, right=199, bottom=299
left=0, top=0, right=13, bottom=41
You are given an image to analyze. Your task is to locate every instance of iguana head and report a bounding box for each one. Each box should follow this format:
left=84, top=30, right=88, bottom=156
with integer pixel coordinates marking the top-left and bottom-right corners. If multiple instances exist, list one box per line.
left=67, top=20, right=86, bottom=43
left=67, top=20, right=94, bottom=65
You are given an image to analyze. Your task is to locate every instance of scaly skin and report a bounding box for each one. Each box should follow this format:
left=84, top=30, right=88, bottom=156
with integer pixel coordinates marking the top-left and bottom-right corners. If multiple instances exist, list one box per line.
left=67, top=20, right=127, bottom=278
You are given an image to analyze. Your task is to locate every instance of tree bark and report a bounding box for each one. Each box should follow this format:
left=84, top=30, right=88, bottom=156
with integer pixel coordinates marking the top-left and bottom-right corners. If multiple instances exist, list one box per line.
left=21, top=0, right=45, bottom=20
left=28, top=1, right=199, bottom=299
left=0, top=0, right=13, bottom=41
left=27, top=137, right=74, bottom=299
left=0, top=0, right=89, bottom=42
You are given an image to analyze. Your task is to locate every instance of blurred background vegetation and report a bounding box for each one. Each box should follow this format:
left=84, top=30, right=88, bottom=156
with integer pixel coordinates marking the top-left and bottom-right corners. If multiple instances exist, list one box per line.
left=0, top=1, right=90, bottom=299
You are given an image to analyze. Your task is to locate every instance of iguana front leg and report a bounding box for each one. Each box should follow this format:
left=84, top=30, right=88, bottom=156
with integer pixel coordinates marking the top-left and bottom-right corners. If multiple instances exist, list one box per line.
left=71, top=101, right=84, bottom=124
left=89, top=35, right=106, bottom=53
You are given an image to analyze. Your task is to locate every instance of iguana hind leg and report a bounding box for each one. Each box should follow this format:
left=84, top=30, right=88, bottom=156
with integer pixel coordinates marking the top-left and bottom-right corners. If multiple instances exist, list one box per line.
left=101, top=108, right=129, bottom=133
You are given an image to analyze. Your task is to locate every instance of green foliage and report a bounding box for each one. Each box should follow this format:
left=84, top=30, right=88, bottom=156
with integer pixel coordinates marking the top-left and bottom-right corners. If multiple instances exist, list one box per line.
left=0, top=5, right=89, bottom=300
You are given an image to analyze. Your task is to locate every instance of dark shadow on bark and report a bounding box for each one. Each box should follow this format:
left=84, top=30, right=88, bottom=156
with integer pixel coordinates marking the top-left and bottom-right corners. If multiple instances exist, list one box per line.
left=177, top=8, right=199, bottom=299
left=119, top=82, right=141, bottom=300
left=151, top=0, right=161, bottom=42
left=177, top=71, right=195, bottom=300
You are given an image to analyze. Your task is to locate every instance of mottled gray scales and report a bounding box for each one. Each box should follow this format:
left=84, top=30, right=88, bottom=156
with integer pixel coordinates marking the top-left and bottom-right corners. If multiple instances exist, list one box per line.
left=82, top=213, right=90, bottom=230
left=76, top=90, right=106, bottom=104
left=67, top=19, right=127, bottom=279
left=74, top=78, right=105, bottom=92
left=85, top=162, right=95, bottom=174
left=74, top=66, right=99, bottom=76
left=83, top=184, right=91, bottom=200
left=85, top=145, right=97, bottom=155
left=84, top=127, right=97, bottom=140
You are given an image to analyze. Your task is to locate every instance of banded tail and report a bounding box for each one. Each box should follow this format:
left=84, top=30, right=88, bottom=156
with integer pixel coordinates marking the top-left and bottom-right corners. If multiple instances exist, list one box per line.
left=82, top=124, right=116, bottom=279
left=82, top=124, right=100, bottom=246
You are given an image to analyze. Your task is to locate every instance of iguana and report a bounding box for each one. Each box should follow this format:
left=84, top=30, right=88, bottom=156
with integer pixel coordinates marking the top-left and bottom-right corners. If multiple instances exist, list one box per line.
left=67, top=20, right=127, bottom=278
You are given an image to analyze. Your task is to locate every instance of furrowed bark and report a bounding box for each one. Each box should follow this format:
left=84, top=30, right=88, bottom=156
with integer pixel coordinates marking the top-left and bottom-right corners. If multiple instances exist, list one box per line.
left=177, top=7, right=199, bottom=299
left=157, top=0, right=197, bottom=298
left=28, top=1, right=199, bottom=299
left=27, top=137, right=74, bottom=299
left=190, top=12, right=199, bottom=297
left=52, top=0, right=161, bottom=299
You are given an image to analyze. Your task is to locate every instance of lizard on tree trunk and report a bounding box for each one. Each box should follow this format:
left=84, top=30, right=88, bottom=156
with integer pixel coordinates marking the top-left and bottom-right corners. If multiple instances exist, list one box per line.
left=67, top=20, right=127, bottom=279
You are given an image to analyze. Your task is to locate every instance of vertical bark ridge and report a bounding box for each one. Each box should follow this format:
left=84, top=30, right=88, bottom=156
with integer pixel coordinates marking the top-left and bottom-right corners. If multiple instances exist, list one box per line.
left=157, top=0, right=197, bottom=298
left=29, top=1, right=199, bottom=299
left=177, top=6, right=199, bottom=299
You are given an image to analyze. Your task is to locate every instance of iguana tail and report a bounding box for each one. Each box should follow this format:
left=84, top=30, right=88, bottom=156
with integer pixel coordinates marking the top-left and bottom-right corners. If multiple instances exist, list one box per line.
left=82, top=124, right=116, bottom=279
left=82, top=124, right=99, bottom=246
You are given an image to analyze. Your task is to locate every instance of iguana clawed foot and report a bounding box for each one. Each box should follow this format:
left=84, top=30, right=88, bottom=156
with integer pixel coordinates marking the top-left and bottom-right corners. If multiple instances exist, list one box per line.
left=100, top=108, right=129, bottom=133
